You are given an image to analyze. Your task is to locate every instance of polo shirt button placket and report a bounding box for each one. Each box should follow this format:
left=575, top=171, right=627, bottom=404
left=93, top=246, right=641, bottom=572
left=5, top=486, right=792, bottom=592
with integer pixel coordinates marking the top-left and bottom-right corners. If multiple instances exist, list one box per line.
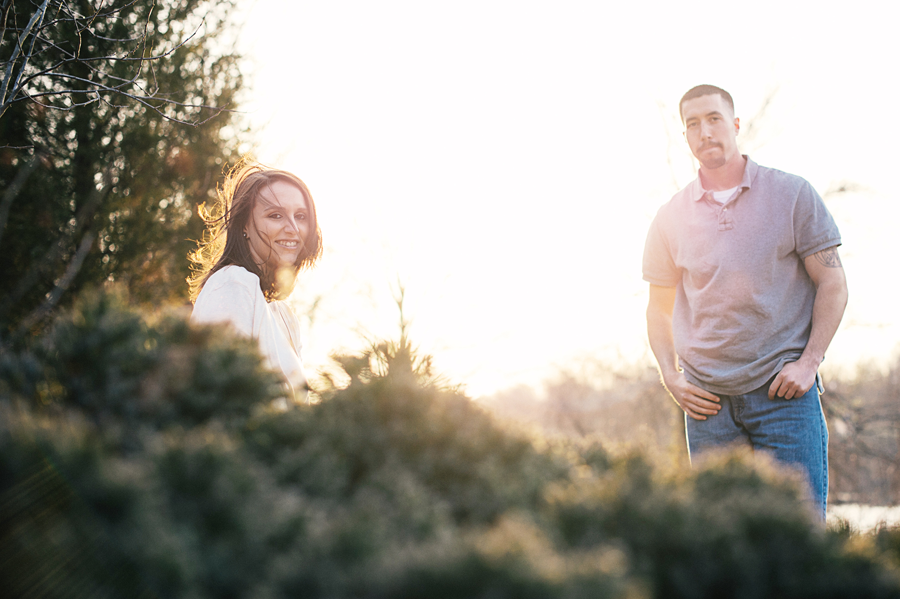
left=718, top=204, right=734, bottom=231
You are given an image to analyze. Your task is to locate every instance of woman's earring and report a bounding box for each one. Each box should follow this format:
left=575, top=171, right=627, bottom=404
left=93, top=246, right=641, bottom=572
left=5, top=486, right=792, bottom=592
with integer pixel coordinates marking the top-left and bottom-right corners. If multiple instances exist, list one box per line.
left=243, top=231, right=248, bottom=239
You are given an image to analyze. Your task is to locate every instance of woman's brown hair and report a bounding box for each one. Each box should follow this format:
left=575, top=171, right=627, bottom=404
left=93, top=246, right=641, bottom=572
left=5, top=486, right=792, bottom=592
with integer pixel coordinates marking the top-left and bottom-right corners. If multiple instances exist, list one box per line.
left=188, top=159, right=323, bottom=301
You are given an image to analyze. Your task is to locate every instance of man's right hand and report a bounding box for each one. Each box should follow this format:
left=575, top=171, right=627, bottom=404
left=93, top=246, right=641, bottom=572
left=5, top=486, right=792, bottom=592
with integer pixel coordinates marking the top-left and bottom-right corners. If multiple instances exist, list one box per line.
left=646, top=284, right=721, bottom=421
left=662, top=370, right=721, bottom=421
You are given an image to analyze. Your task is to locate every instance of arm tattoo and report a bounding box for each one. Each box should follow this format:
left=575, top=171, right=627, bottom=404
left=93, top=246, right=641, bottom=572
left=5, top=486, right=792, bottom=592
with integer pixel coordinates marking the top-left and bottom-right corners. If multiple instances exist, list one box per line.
left=813, top=246, right=842, bottom=268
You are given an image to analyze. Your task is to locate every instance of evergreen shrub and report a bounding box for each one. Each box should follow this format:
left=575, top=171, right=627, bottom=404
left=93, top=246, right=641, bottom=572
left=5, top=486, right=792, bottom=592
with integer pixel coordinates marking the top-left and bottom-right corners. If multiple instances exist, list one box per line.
left=1, top=289, right=898, bottom=598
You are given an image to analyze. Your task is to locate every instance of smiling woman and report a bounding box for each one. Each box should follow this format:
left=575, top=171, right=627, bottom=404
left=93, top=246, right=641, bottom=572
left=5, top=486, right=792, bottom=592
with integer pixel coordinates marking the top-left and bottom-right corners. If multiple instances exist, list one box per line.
left=246, top=180, right=314, bottom=279
left=187, top=160, right=323, bottom=401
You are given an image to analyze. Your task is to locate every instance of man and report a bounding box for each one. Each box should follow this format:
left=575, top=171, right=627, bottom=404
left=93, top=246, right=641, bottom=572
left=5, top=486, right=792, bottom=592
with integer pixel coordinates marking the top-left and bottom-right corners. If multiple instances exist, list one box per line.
left=642, top=84, right=848, bottom=519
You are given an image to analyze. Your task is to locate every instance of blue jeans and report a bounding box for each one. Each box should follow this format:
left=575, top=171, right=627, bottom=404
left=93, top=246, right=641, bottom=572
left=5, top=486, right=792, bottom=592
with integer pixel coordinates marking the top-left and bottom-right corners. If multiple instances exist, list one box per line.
left=685, top=375, right=829, bottom=520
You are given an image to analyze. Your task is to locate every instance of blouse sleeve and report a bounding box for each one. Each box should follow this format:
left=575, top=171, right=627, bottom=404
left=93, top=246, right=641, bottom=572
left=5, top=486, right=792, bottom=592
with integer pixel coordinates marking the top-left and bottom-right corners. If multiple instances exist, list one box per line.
left=191, top=266, right=262, bottom=338
left=270, top=301, right=304, bottom=359
left=192, top=266, right=307, bottom=402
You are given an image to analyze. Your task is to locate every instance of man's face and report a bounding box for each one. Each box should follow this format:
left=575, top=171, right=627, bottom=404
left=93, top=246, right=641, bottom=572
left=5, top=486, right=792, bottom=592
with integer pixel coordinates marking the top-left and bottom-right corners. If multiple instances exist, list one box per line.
left=681, top=93, right=740, bottom=170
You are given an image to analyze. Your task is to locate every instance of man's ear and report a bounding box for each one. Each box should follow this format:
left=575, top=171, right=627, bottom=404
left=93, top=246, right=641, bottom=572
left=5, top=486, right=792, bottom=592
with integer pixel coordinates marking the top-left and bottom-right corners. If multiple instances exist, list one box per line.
left=734, top=116, right=740, bottom=135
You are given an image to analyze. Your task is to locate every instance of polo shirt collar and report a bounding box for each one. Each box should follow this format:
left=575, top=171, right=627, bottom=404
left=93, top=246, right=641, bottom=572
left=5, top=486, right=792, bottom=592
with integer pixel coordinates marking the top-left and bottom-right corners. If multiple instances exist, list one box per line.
left=689, top=155, right=758, bottom=202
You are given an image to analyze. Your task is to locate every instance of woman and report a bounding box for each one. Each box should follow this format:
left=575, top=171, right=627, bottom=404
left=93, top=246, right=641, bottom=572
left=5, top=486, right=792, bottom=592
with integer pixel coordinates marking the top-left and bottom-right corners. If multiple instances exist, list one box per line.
left=188, top=161, right=323, bottom=401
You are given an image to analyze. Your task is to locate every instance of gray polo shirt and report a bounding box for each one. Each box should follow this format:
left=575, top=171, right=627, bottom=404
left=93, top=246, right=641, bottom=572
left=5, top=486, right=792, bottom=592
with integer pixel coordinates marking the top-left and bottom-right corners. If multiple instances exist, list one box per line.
left=642, top=157, right=841, bottom=395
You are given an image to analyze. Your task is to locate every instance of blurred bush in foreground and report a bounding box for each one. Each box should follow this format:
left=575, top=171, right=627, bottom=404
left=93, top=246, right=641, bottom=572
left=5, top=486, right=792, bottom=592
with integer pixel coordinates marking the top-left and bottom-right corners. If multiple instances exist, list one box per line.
left=1, top=289, right=899, bottom=598
left=484, top=354, right=900, bottom=506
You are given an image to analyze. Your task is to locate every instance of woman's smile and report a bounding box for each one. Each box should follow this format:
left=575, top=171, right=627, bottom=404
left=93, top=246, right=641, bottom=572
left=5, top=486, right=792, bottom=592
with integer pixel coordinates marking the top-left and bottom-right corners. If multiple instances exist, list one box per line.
left=245, top=180, right=312, bottom=271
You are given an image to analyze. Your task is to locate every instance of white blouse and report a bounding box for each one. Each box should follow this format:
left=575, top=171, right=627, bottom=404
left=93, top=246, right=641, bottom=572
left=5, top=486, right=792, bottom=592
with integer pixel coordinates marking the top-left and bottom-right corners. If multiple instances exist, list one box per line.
left=191, top=265, right=307, bottom=401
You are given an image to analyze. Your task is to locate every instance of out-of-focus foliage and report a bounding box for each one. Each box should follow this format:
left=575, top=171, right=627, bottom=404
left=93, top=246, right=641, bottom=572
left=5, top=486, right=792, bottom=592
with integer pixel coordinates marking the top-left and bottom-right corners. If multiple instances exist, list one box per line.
left=485, top=358, right=900, bottom=507
left=0, top=0, right=245, bottom=337
left=0, top=288, right=283, bottom=435
left=486, top=363, right=687, bottom=466
left=1, top=289, right=899, bottom=598
left=824, top=362, right=900, bottom=505
left=874, top=526, right=900, bottom=570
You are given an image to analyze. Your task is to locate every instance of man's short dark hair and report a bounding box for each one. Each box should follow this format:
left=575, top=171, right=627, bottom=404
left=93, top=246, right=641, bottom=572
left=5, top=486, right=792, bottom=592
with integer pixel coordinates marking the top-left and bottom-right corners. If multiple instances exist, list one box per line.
left=679, top=85, right=734, bottom=122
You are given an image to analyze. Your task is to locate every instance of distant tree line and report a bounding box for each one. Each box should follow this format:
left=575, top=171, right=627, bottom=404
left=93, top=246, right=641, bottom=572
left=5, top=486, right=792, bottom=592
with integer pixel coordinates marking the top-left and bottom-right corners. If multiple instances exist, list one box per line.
left=826, top=365, right=900, bottom=505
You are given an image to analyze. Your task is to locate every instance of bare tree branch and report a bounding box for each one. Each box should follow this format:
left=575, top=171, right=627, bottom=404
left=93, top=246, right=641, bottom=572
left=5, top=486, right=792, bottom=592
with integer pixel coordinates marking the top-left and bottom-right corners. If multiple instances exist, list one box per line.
left=18, top=22, right=201, bottom=68
left=0, top=172, right=110, bottom=323
left=0, top=150, right=42, bottom=247
left=14, top=230, right=93, bottom=337
left=655, top=98, right=686, bottom=192
left=0, top=0, right=51, bottom=109
left=736, top=84, right=780, bottom=156
left=0, top=0, right=230, bottom=124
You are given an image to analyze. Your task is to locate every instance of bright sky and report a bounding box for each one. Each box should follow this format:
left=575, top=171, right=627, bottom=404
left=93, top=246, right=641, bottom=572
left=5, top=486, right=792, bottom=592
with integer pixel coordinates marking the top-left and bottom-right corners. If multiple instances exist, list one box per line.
left=237, top=0, right=900, bottom=396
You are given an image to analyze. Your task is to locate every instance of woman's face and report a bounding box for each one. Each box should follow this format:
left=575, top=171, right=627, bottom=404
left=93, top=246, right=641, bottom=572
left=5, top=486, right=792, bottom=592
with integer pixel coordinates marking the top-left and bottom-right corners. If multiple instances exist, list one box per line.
left=244, top=179, right=312, bottom=274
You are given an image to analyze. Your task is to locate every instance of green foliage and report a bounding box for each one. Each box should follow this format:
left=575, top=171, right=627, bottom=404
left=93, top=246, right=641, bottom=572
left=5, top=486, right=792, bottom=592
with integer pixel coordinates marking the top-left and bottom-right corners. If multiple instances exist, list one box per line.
left=0, top=0, right=246, bottom=335
left=250, top=359, right=567, bottom=525
left=549, top=451, right=900, bottom=599
left=488, top=356, right=900, bottom=506
left=3, top=287, right=282, bottom=440
left=1, top=289, right=899, bottom=598
left=874, top=526, right=900, bottom=571
left=372, top=515, right=637, bottom=599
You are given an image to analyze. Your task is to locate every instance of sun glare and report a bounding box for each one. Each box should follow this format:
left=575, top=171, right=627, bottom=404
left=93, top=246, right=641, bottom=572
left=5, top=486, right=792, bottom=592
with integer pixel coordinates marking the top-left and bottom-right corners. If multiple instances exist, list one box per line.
left=239, top=0, right=899, bottom=396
